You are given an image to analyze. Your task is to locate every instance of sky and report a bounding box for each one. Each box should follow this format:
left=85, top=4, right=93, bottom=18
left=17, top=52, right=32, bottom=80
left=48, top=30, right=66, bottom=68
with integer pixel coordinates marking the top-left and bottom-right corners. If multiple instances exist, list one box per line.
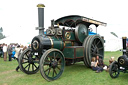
left=0, top=0, right=128, bottom=47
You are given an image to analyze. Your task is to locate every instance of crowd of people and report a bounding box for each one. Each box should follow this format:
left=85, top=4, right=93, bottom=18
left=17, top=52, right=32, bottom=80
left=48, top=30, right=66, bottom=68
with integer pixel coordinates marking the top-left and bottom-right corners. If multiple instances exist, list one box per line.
left=0, top=43, right=29, bottom=61
left=0, top=43, right=30, bottom=71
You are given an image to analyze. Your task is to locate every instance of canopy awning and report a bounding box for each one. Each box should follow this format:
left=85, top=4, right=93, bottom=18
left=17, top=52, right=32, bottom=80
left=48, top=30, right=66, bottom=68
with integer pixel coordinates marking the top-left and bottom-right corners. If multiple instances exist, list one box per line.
left=55, top=15, right=107, bottom=28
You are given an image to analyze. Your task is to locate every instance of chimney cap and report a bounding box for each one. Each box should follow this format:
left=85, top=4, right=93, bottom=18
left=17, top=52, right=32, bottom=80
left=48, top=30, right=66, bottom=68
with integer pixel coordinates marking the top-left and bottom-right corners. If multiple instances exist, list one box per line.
left=122, top=37, right=127, bottom=39
left=37, top=4, right=45, bottom=8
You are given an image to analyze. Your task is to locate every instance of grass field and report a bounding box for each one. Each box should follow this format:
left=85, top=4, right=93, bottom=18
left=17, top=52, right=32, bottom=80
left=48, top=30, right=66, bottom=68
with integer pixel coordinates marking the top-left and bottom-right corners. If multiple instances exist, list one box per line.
left=0, top=51, right=128, bottom=85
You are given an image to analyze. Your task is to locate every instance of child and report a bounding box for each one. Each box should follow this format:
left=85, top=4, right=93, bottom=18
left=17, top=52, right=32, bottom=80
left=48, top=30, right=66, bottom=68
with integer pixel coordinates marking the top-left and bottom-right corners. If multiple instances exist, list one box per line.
left=109, top=56, right=115, bottom=64
left=91, top=57, right=103, bottom=73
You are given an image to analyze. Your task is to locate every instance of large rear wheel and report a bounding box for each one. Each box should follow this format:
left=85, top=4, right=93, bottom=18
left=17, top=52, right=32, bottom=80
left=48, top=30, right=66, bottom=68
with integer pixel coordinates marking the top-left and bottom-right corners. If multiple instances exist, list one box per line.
left=83, top=35, right=104, bottom=67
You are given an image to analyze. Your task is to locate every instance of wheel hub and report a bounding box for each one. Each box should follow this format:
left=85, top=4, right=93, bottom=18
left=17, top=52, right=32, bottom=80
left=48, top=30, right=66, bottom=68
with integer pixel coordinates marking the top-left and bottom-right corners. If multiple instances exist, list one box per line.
left=28, top=57, right=34, bottom=64
left=51, top=61, right=58, bottom=68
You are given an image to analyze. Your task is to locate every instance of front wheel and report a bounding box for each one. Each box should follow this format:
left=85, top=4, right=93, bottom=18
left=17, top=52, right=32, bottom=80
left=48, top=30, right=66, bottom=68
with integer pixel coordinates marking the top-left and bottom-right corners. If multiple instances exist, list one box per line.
left=19, top=48, right=40, bottom=74
left=109, top=61, right=120, bottom=78
left=40, top=49, right=65, bottom=81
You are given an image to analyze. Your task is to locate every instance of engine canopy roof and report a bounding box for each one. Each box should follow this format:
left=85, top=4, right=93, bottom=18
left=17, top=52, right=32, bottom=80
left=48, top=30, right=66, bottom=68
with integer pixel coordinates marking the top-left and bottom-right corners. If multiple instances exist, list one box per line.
left=55, top=15, right=107, bottom=28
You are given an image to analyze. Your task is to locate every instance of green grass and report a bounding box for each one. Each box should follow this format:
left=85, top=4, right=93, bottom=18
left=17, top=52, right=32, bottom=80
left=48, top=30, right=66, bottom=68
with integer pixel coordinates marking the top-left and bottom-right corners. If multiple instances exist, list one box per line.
left=0, top=51, right=128, bottom=85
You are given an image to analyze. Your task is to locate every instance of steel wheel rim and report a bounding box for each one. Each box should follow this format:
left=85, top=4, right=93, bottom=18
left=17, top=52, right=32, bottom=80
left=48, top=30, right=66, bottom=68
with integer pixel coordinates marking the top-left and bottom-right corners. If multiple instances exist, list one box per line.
left=19, top=48, right=40, bottom=74
left=40, top=49, right=65, bottom=81
left=83, top=36, right=92, bottom=67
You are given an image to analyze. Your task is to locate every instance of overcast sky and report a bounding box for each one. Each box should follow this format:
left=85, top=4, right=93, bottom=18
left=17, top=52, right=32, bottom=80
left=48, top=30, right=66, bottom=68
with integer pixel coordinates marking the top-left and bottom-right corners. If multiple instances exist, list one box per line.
left=0, top=0, right=128, bottom=44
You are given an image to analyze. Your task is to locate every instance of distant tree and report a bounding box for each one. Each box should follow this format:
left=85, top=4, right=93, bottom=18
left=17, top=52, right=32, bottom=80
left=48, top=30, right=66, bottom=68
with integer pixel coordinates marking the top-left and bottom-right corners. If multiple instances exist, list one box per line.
left=0, top=27, right=6, bottom=40
left=0, top=27, right=3, bottom=33
left=110, top=32, right=118, bottom=38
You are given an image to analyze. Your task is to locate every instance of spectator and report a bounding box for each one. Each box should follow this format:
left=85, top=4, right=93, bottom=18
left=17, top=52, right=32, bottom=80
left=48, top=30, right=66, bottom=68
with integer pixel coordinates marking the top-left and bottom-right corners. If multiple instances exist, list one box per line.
left=91, top=57, right=103, bottom=73
left=12, top=50, right=16, bottom=60
left=15, top=45, right=23, bottom=72
left=96, top=56, right=105, bottom=68
left=109, top=56, right=115, bottom=65
left=7, top=45, right=12, bottom=61
left=105, top=56, right=115, bottom=72
left=0, top=44, right=3, bottom=58
left=23, top=46, right=27, bottom=51
left=3, top=44, right=7, bottom=61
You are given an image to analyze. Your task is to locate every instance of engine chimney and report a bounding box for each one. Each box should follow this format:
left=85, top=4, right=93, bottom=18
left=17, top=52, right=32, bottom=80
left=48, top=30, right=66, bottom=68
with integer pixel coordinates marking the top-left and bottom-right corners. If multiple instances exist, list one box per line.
left=36, top=4, right=45, bottom=35
left=122, top=37, right=127, bottom=55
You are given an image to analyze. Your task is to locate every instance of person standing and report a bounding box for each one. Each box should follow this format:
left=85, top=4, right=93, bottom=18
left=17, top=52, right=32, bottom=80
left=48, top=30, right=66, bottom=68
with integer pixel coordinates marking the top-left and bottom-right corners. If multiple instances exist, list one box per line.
left=7, top=45, right=12, bottom=61
left=15, top=45, right=23, bottom=71
left=0, top=44, right=3, bottom=58
left=3, top=44, right=7, bottom=61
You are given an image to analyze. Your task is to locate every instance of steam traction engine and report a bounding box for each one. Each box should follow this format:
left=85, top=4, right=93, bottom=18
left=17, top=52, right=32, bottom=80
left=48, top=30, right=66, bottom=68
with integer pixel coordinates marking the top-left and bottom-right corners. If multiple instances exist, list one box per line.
left=19, top=4, right=107, bottom=81
left=109, top=37, right=128, bottom=78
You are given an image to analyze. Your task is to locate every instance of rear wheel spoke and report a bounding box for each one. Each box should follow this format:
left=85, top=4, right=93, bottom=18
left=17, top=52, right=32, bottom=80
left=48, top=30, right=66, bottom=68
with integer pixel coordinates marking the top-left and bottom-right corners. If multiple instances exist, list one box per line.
left=98, top=47, right=103, bottom=50
left=96, top=40, right=101, bottom=46
left=91, top=44, right=95, bottom=49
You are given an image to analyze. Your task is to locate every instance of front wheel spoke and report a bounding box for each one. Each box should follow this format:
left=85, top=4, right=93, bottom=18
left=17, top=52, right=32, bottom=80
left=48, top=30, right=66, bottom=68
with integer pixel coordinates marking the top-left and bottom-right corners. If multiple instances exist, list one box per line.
left=45, top=58, right=50, bottom=63
left=55, top=53, right=59, bottom=59
left=49, top=57, right=52, bottom=62
left=25, top=53, right=29, bottom=58
left=32, top=64, right=34, bottom=71
left=33, top=63, right=38, bottom=69
left=52, top=69, right=55, bottom=77
left=57, top=66, right=61, bottom=71
left=22, top=61, right=28, bottom=64
left=54, top=69, right=57, bottom=75
left=28, top=64, right=30, bottom=71
left=115, top=72, right=117, bottom=75
left=112, top=66, right=116, bottom=70
left=45, top=67, right=51, bottom=73
left=33, top=60, right=39, bottom=63
left=57, top=58, right=61, bottom=63
left=53, top=52, right=56, bottom=61
left=24, top=64, right=29, bottom=69
left=47, top=68, right=51, bottom=76
left=23, top=57, right=28, bottom=60
left=44, top=62, right=50, bottom=65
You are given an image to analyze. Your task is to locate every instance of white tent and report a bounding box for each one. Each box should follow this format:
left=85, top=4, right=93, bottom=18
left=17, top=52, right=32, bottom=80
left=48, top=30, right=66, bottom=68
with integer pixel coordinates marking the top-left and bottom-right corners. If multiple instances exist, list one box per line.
left=104, top=34, right=122, bottom=51
left=97, top=26, right=122, bottom=51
